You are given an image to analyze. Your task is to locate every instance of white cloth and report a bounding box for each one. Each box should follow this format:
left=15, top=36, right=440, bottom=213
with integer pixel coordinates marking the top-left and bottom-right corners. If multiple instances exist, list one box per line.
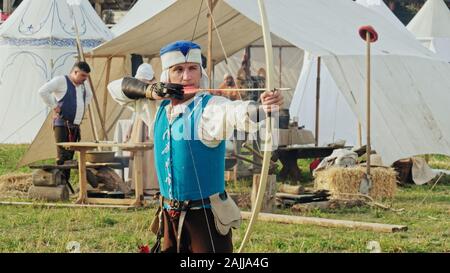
left=37, top=75, right=93, bottom=125
left=107, top=78, right=259, bottom=147
left=314, top=149, right=358, bottom=173
left=411, top=157, right=437, bottom=185
left=135, top=63, right=155, bottom=81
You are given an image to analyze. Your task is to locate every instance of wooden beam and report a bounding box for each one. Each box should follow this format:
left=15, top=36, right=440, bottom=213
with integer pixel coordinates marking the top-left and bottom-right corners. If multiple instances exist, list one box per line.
left=0, top=201, right=157, bottom=209
left=3, top=0, right=12, bottom=13
left=87, top=105, right=99, bottom=142
left=85, top=198, right=136, bottom=206
left=315, top=56, right=321, bottom=147
left=95, top=0, right=103, bottom=17
left=278, top=47, right=282, bottom=88
left=75, top=150, right=88, bottom=204
left=132, top=150, right=144, bottom=207
left=207, top=0, right=214, bottom=88
left=87, top=77, right=109, bottom=141
left=212, top=0, right=219, bottom=10
left=0, top=201, right=133, bottom=210
left=240, top=211, right=408, bottom=233
left=358, top=122, right=362, bottom=147
left=102, top=57, right=112, bottom=140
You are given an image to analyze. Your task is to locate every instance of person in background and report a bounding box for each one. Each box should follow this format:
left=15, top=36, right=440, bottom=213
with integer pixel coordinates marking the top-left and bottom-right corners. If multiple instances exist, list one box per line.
left=38, top=61, right=92, bottom=183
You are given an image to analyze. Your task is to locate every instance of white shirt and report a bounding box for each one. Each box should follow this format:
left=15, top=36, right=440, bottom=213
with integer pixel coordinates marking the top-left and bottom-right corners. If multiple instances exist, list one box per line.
left=38, top=75, right=93, bottom=125
left=107, top=78, right=259, bottom=148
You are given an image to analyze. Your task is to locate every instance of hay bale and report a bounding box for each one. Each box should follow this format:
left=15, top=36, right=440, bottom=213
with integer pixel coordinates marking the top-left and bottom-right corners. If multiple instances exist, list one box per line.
left=0, top=173, right=33, bottom=198
left=314, top=166, right=397, bottom=200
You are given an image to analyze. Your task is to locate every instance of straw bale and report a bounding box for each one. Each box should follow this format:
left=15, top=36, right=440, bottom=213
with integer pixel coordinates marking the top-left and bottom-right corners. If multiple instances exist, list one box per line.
left=0, top=173, right=33, bottom=198
left=314, top=166, right=397, bottom=200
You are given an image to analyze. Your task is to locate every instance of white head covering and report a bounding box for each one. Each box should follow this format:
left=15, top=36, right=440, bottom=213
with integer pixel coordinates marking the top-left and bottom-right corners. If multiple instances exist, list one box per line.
left=135, top=63, right=154, bottom=81
left=159, top=41, right=208, bottom=89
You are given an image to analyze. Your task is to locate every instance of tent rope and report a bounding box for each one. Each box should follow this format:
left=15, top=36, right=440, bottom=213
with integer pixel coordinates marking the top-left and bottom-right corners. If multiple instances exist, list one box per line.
left=191, top=0, right=204, bottom=41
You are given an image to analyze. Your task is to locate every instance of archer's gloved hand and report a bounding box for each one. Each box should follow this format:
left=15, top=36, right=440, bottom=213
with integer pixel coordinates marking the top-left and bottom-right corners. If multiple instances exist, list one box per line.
left=147, top=82, right=184, bottom=100
left=121, top=77, right=184, bottom=100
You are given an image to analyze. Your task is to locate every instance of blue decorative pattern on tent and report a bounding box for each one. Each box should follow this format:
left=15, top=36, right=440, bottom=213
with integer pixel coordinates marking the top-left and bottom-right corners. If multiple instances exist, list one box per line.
left=0, top=37, right=104, bottom=48
left=1, top=51, right=49, bottom=81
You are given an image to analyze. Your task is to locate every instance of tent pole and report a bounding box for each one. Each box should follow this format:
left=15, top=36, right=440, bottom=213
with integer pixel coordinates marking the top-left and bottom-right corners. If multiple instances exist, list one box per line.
left=3, top=0, right=12, bottom=13
left=95, top=0, right=103, bottom=17
left=86, top=74, right=108, bottom=141
left=87, top=105, right=99, bottom=141
left=279, top=47, right=282, bottom=88
left=102, top=57, right=112, bottom=140
left=365, top=32, right=372, bottom=176
left=70, top=6, right=107, bottom=141
left=207, top=0, right=214, bottom=88
left=357, top=122, right=362, bottom=147
left=315, top=56, right=321, bottom=147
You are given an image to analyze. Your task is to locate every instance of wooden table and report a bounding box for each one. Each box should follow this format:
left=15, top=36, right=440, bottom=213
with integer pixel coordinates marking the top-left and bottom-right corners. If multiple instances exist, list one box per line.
left=275, top=146, right=337, bottom=182
left=57, top=142, right=153, bottom=207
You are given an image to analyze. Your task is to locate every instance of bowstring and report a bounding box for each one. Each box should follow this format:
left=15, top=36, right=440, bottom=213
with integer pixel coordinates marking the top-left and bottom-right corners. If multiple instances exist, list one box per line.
left=186, top=115, right=217, bottom=253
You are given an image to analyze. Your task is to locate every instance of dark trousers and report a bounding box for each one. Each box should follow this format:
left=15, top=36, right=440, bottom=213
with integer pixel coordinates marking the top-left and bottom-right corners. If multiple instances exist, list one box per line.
left=162, top=208, right=233, bottom=253
left=53, top=125, right=77, bottom=181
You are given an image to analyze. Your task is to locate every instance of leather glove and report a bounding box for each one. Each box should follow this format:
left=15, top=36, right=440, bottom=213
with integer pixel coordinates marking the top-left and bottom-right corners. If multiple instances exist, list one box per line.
left=121, top=77, right=184, bottom=100
left=147, top=82, right=184, bottom=100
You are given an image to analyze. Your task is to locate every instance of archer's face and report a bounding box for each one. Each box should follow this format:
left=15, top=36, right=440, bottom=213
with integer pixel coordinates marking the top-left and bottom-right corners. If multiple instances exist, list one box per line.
left=168, top=62, right=201, bottom=88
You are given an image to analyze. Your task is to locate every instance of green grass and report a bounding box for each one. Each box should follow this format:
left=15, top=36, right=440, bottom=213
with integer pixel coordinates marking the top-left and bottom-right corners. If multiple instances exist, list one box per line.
left=0, top=144, right=449, bottom=253
left=0, top=144, right=30, bottom=176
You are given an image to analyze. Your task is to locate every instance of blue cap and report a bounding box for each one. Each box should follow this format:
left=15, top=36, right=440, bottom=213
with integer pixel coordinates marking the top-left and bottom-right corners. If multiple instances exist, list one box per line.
left=160, top=40, right=202, bottom=70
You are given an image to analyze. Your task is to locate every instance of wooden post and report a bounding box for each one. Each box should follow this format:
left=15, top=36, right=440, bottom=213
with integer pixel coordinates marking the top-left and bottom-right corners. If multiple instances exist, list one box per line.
left=240, top=211, right=408, bottom=233
left=71, top=11, right=108, bottom=141
left=279, top=47, right=282, bottom=88
left=357, top=122, right=362, bottom=147
left=207, top=0, right=214, bottom=88
left=102, top=57, right=112, bottom=140
left=315, top=56, right=321, bottom=147
left=87, top=78, right=108, bottom=141
left=233, top=140, right=238, bottom=186
left=251, top=174, right=276, bottom=213
left=365, top=32, right=371, bottom=176
left=95, top=0, right=103, bottom=17
left=3, top=0, right=12, bottom=13
left=76, top=150, right=88, bottom=204
left=132, top=150, right=144, bottom=207
left=87, top=105, right=99, bottom=142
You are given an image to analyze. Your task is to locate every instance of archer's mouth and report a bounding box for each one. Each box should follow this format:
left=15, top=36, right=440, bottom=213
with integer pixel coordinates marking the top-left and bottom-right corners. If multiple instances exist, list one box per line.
left=183, top=85, right=198, bottom=94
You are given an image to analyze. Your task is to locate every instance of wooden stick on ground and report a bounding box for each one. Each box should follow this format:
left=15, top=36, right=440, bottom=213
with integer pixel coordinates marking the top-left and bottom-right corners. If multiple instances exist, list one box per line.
left=240, top=211, right=407, bottom=233
left=0, top=200, right=158, bottom=209
left=420, top=173, right=444, bottom=205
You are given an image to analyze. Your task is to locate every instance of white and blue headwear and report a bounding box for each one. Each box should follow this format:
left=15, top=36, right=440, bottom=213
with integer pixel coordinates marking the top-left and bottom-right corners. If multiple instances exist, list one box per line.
left=159, top=40, right=208, bottom=88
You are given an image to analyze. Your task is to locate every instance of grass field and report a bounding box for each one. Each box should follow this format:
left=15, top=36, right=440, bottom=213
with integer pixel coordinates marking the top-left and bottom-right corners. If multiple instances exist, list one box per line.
left=0, top=144, right=449, bottom=253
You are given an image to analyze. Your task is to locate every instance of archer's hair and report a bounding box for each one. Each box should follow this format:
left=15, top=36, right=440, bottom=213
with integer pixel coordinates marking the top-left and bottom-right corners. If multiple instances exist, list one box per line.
left=73, top=61, right=91, bottom=73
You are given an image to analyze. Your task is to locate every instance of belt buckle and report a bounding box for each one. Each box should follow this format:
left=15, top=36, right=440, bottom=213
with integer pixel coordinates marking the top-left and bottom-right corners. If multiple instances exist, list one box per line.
left=170, top=199, right=180, bottom=209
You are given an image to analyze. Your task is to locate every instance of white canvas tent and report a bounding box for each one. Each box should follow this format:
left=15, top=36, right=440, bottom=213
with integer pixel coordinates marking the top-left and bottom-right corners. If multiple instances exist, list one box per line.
left=110, top=0, right=305, bottom=104
left=407, top=0, right=450, bottom=62
left=289, top=0, right=411, bottom=147
left=0, top=0, right=112, bottom=144
left=20, top=0, right=450, bottom=167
